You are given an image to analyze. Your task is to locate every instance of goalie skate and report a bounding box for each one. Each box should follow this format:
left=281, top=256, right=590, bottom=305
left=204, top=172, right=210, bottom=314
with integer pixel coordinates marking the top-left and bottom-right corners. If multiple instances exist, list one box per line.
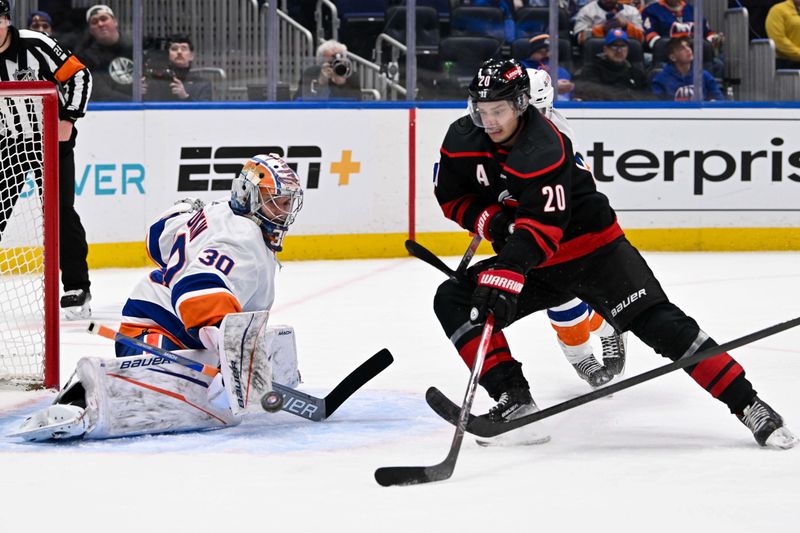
left=9, top=404, right=87, bottom=442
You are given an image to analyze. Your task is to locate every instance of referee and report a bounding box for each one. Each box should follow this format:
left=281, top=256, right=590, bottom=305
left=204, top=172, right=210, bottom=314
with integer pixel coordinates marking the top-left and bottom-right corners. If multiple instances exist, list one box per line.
left=0, top=0, right=93, bottom=319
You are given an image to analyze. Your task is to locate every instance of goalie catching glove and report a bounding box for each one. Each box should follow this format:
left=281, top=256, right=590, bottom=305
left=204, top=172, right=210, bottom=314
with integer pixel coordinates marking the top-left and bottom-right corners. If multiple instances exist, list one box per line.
left=470, top=266, right=525, bottom=330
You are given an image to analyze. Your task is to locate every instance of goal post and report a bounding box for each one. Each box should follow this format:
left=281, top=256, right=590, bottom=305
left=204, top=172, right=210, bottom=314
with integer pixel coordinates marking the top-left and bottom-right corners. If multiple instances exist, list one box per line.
left=0, top=81, right=60, bottom=389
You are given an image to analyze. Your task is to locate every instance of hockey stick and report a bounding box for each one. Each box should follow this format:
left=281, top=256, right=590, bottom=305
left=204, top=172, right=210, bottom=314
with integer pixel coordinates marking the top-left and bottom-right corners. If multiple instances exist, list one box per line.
left=87, top=322, right=393, bottom=422
left=405, top=233, right=481, bottom=282
left=426, top=315, right=800, bottom=438
left=374, top=315, right=495, bottom=487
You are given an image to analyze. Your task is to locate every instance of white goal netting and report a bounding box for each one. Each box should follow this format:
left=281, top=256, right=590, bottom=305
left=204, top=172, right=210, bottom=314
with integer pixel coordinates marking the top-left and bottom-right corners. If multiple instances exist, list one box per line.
left=0, top=92, right=53, bottom=387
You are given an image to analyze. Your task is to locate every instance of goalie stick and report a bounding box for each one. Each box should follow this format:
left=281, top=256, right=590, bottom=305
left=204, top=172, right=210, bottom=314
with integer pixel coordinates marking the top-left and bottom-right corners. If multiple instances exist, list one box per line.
left=405, top=234, right=481, bottom=282
left=425, top=315, right=800, bottom=438
left=87, top=322, right=393, bottom=422
left=374, top=315, right=495, bottom=487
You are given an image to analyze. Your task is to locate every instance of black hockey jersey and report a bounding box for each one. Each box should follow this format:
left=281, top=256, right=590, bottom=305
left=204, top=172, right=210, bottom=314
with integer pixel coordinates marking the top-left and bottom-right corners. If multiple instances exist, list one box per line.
left=435, top=107, right=623, bottom=273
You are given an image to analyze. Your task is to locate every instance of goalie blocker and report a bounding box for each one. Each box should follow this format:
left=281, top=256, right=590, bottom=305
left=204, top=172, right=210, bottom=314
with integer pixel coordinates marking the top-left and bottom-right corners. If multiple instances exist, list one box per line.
left=11, top=311, right=300, bottom=441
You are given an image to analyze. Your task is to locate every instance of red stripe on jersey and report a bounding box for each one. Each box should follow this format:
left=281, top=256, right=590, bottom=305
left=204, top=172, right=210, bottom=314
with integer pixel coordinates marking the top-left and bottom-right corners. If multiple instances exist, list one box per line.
left=440, top=195, right=479, bottom=226
left=690, top=353, right=737, bottom=389
left=440, top=148, right=494, bottom=159
left=515, top=218, right=563, bottom=261
left=515, top=224, right=557, bottom=262
left=537, top=220, right=624, bottom=268
left=516, top=218, right=563, bottom=246
left=458, top=331, right=513, bottom=376
left=500, top=119, right=565, bottom=179
left=440, top=198, right=459, bottom=219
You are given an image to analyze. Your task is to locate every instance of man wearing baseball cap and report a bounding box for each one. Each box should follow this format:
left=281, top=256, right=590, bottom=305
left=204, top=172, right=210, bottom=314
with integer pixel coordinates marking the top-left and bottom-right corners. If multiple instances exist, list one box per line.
left=75, top=4, right=133, bottom=101
left=517, top=33, right=574, bottom=101
left=573, top=27, right=649, bottom=100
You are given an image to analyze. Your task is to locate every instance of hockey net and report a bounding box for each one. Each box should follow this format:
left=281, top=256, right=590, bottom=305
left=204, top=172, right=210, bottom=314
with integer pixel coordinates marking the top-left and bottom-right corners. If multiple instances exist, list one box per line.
left=0, top=82, right=59, bottom=389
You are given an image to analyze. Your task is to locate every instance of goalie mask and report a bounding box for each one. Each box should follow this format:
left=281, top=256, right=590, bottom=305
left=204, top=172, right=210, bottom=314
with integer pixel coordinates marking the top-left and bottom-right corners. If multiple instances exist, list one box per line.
left=229, top=154, right=303, bottom=251
left=467, top=58, right=531, bottom=131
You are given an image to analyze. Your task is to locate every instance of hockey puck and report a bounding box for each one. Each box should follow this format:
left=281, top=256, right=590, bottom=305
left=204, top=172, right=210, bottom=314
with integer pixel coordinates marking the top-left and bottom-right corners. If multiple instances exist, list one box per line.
left=261, top=391, right=284, bottom=413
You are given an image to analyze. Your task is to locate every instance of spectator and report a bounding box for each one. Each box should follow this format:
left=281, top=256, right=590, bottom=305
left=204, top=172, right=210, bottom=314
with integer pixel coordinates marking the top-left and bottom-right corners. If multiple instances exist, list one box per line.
left=142, top=34, right=212, bottom=101
left=652, top=37, right=724, bottom=101
left=0, top=0, right=94, bottom=319
left=460, top=1, right=518, bottom=42
left=641, top=0, right=722, bottom=51
left=27, top=10, right=52, bottom=35
left=75, top=4, right=133, bottom=101
left=573, top=0, right=645, bottom=46
left=294, top=40, right=362, bottom=101
left=765, top=0, right=800, bottom=69
left=573, top=28, right=650, bottom=100
left=518, top=33, right=575, bottom=101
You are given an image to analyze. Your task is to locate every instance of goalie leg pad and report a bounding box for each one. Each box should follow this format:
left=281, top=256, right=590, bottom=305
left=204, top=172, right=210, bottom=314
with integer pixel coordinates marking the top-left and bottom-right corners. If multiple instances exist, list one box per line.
left=78, top=352, right=240, bottom=439
left=265, top=325, right=300, bottom=389
left=201, top=312, right=301, bottom=415
left=217, top=311, right=275, bottom=415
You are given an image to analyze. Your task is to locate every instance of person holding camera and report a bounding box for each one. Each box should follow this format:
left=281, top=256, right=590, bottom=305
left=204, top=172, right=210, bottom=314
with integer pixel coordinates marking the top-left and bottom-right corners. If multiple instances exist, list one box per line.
left=142, top=34, right=212, bottom=101
left=294, top=40, right=362, bottom=101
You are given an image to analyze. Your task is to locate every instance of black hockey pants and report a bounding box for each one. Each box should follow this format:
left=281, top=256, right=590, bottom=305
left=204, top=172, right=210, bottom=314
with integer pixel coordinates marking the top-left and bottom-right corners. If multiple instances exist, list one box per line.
left=433, top=237, right=755, bottom=413
left=59, top=126, right=90, bottom=292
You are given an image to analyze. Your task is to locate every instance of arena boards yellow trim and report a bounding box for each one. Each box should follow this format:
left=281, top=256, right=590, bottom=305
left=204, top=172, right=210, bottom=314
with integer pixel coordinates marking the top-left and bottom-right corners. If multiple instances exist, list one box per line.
left=82, top=228, right=800, bottom=269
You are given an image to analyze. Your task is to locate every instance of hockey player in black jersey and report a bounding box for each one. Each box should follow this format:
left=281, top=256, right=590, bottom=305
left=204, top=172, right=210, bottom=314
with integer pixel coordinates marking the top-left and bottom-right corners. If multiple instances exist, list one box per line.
left=432, top=57, right=797, bottom=449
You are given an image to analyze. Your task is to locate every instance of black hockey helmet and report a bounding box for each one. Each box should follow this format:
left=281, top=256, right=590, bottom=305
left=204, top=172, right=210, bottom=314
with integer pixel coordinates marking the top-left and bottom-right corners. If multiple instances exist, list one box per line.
left=0, top=0, right=10, bottom=19
left=467, top=58, right=531, bottom=128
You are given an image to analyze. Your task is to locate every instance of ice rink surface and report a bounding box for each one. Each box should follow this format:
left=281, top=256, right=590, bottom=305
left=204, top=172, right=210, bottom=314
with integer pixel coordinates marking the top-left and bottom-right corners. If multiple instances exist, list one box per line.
left=1, top=251, right=799, bottom=532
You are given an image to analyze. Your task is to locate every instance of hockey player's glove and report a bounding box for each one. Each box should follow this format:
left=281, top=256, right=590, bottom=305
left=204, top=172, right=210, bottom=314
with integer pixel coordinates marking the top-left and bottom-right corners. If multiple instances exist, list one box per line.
left=469, top=266, right=525, bottom=330
left=487, top=211, right=515, bottom=253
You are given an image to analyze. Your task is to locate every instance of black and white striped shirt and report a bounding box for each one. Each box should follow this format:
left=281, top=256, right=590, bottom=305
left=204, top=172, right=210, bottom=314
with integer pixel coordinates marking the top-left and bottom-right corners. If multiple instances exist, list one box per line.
left=0, top=26, right=91, bottom=122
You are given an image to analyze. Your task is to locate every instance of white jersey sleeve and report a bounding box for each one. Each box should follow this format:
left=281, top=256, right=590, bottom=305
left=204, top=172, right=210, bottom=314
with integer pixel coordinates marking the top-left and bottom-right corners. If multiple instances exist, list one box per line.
left=145, top=210, right=193, bottom=268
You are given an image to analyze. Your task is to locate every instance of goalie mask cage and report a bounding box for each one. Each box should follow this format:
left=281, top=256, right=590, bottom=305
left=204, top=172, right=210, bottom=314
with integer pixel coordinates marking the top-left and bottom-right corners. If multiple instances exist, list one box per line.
left=0, top=81, right=59, bottom=389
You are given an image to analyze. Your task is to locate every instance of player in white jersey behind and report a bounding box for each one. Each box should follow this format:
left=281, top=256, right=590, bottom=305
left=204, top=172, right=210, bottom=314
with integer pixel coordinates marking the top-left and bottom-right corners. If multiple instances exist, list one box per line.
left=527, top=68, right=628, bottom=387
left=12, top=154, right=307, bottom=441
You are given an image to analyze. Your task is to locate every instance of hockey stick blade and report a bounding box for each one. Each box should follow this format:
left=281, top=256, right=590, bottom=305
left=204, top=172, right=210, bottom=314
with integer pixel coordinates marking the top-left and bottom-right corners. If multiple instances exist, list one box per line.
left=427, top=315, right=800, bottom=438
left=375, top=317, right=495, bottom=487
left=375, top=461, right=456, bottom=487
left=405, top=234, right=480, bottom=282
left=426, top=386, right=476, bottom=427
left=321, top=348, right=394, bottom=419
left=270, top=349, right=392, bottom=422
left=405, top=239, right=459, bottom=280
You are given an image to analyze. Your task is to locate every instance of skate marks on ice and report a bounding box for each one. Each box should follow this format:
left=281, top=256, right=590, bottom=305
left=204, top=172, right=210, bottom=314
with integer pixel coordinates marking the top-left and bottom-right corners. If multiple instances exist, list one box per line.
left=0, top=390, right=440, bottom=454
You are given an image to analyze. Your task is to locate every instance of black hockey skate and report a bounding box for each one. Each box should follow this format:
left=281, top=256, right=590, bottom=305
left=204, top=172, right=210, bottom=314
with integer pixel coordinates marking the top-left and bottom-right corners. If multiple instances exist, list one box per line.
left=737, top=396, right=798, bottom=449
left=572, top=355, right=614, bottom=388
left=60, top=289, right=91, bottom=320
left=477, top=387, right=550, bottom=447
left=600, top=332, right=627, bottom=375
left=487, top=387, right=538, bottom=422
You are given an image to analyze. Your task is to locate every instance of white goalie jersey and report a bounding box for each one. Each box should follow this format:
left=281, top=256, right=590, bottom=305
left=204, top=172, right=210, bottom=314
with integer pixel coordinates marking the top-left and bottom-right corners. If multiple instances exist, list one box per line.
left=121, top=199, right=279, bottom=349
